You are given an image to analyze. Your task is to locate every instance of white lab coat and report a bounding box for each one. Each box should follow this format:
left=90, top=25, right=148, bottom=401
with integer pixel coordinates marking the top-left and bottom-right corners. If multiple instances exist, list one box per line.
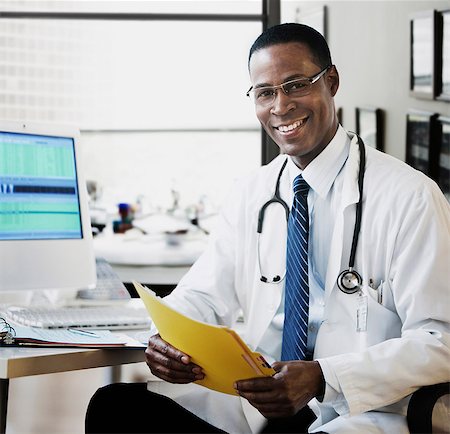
left=147, top=131, right=450, bottom=433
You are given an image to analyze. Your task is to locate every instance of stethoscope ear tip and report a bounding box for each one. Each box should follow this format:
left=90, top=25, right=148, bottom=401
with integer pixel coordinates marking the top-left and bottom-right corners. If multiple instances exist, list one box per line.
left=260, top=276, right=268, bottom=283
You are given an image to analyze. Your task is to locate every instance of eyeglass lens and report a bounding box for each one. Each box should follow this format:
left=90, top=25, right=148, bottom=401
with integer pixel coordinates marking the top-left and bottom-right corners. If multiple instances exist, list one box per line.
left=252, top=79, right=311, bottom=104
left=249, top=66, right=330, bottom=106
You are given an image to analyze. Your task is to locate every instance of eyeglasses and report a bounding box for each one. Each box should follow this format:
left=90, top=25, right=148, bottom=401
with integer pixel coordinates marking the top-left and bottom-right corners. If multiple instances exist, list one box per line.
left=246, top=65, right=332, bottom=106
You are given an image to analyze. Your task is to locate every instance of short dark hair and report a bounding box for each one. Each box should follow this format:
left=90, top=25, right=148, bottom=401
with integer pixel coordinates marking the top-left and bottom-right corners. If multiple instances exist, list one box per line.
left=248, top=23, right=332, bottom=69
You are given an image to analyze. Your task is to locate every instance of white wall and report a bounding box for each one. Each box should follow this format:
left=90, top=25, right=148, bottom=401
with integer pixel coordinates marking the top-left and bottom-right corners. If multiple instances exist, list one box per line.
left=284, top=0, right=450, bottom=160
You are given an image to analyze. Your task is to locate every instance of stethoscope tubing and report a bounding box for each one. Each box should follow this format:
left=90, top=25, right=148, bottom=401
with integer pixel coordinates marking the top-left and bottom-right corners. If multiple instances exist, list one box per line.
left=348, top=134, right=366, bottom=270
left=257, top=133, right=366, bottom=292
left=257, top=158, right=289, bottom=234
left=257, top=158, right=289, bottom=283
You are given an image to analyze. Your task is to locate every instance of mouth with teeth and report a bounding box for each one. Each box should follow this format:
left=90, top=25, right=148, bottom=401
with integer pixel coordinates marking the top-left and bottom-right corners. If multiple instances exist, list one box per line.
left=275, top=118, right=308, bottom=134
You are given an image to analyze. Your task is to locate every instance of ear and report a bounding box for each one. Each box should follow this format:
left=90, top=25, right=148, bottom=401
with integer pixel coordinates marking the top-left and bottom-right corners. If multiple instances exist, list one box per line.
left=327, top=65, right=339, bottom=96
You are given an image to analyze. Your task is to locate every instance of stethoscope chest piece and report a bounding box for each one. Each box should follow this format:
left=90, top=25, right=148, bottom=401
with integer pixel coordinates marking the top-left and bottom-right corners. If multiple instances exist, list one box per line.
left=337, top=268, right=362, bottom=294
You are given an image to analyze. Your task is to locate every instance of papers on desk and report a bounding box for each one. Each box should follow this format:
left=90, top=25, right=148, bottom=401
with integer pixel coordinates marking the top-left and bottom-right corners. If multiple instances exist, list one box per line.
left=133, top=281, right=275, bottom=395
left=1, top=323, right=145, bottom=349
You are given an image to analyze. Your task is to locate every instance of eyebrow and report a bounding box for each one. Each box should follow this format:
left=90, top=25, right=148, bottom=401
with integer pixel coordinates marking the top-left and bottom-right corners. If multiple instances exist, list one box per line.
left=253, top=74, right=308, bottom=89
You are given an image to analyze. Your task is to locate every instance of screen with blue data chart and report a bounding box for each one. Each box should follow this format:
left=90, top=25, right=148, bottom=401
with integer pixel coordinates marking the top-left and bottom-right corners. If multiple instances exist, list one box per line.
left=0, top=131, right=82, bottom=240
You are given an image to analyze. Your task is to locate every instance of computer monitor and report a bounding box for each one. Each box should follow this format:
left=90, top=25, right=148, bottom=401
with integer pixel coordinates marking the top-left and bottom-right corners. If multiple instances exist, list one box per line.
left=0, top=121, right=96, bottom=296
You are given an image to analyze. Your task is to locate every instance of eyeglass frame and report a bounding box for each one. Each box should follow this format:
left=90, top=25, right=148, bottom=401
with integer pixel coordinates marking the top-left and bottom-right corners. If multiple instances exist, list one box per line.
left=246, top=65, right=333, bottom=104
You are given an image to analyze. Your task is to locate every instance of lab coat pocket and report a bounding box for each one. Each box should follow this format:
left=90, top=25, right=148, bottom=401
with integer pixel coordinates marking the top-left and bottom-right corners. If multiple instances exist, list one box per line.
left=362, top=280, right=396, bottom=313
left=376, top=280, right=396, bottom=313
left=362, top=282, right=402, bottom=345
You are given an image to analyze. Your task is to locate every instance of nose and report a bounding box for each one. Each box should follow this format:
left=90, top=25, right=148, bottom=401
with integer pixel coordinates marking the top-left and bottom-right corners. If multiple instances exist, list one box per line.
left=270, top=89, right=295, bottom=115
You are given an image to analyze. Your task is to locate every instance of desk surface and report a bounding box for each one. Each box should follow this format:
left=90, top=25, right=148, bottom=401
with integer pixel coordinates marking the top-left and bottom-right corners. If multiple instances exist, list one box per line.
left=0, top=345, right=146, bottom=379
left=0, top=337, right=147, bottom=434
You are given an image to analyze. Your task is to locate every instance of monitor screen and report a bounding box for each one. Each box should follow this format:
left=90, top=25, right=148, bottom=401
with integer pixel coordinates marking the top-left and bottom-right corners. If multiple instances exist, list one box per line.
left=0, top=131, right=82, bottom=240
left=0, top=121, right=96, bottom=293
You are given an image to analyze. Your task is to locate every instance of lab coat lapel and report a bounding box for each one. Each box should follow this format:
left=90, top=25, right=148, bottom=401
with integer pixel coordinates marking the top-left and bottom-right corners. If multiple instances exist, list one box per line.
left=325, top=136, right=361, bottom=296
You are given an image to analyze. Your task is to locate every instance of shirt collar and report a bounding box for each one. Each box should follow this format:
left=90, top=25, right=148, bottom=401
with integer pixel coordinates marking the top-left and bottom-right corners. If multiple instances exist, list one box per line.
left=287, top=125, right=350, bottom=199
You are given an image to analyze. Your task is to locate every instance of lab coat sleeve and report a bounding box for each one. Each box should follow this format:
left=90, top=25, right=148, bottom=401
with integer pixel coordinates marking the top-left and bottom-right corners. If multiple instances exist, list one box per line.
left=317, top=358, right=349, bottom=414
left=321, top=178, right=450, bottom=416
left=158, top=179, right=244, bottom=328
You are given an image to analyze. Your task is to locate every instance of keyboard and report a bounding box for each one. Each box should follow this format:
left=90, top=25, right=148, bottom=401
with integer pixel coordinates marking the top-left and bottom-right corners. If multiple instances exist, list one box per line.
left=1, top=258, right=152, bottom=330
left=5, top=305, right=152, bottom=330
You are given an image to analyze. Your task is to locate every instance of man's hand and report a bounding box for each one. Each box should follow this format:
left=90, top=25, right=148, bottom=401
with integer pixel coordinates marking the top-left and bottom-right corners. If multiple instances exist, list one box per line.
left=145, top=333, right=205, bottom=384
left=234, top=360, right=325, bottom=418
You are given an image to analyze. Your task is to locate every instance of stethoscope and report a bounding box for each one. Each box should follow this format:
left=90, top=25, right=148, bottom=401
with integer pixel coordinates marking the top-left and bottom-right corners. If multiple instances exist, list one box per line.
left=257, top=133, right=366, bottom=295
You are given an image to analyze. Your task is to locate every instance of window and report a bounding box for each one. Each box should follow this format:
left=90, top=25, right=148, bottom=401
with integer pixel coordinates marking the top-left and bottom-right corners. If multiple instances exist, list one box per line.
left=0, top=1, right=268, bottom=218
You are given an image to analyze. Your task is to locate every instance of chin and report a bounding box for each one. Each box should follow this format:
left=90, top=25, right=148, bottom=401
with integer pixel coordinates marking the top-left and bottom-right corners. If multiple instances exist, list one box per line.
left=279, top=142, right=307, bottom=157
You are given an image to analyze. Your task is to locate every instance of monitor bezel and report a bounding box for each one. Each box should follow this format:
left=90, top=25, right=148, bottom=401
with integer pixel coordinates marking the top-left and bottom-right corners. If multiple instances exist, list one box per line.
left=0, top=120, right=96, bottom=292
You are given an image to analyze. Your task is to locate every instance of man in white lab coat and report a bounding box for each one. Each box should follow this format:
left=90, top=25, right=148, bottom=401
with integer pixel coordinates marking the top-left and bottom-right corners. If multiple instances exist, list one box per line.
left=86, top=23, right=450, bottom=434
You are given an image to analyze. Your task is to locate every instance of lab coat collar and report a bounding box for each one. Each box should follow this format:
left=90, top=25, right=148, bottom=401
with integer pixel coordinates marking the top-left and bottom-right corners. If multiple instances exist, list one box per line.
left=286, top=125, right=350, bottom=199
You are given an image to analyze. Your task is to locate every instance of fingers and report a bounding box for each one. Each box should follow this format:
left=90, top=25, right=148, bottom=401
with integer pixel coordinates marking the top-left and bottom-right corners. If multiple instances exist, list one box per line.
left=235, top=376, right=275, bottom=393
left=234, top=361, right=317, bottom=418
left=235, top=376, right=284, bottom=403
left=145, top=334, right=204, bottom=384
left=235, top=378, right=296, bottom=418
left=148, top=334, right=188, bottom=365
left=271, top=360, right=285, bottom=372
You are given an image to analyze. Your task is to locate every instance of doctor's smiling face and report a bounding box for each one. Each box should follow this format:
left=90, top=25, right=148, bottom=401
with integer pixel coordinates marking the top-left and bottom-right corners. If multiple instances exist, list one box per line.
left=248, top=41, right=339, bottom=170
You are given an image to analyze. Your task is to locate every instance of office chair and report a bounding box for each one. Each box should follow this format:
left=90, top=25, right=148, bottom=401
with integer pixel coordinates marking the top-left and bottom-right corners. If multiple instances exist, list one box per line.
left=407, top=382, right=450, bottom=433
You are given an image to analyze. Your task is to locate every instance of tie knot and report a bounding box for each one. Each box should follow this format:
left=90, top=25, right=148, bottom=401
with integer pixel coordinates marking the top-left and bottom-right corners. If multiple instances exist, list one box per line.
left=293, top=175, right=310, bottom=197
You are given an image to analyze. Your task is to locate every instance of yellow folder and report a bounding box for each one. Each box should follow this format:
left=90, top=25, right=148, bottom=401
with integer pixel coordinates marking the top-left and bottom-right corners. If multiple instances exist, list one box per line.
left=133, top=281, right=275, bottom=395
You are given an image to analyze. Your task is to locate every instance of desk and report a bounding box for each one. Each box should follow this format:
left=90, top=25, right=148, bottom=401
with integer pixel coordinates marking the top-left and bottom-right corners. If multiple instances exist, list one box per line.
left=0, top=345, right=145, bottom=434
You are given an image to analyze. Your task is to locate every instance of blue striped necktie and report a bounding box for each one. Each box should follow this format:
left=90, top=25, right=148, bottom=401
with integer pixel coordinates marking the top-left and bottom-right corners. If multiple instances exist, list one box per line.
left=281, top=174, right=310, bottom=361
